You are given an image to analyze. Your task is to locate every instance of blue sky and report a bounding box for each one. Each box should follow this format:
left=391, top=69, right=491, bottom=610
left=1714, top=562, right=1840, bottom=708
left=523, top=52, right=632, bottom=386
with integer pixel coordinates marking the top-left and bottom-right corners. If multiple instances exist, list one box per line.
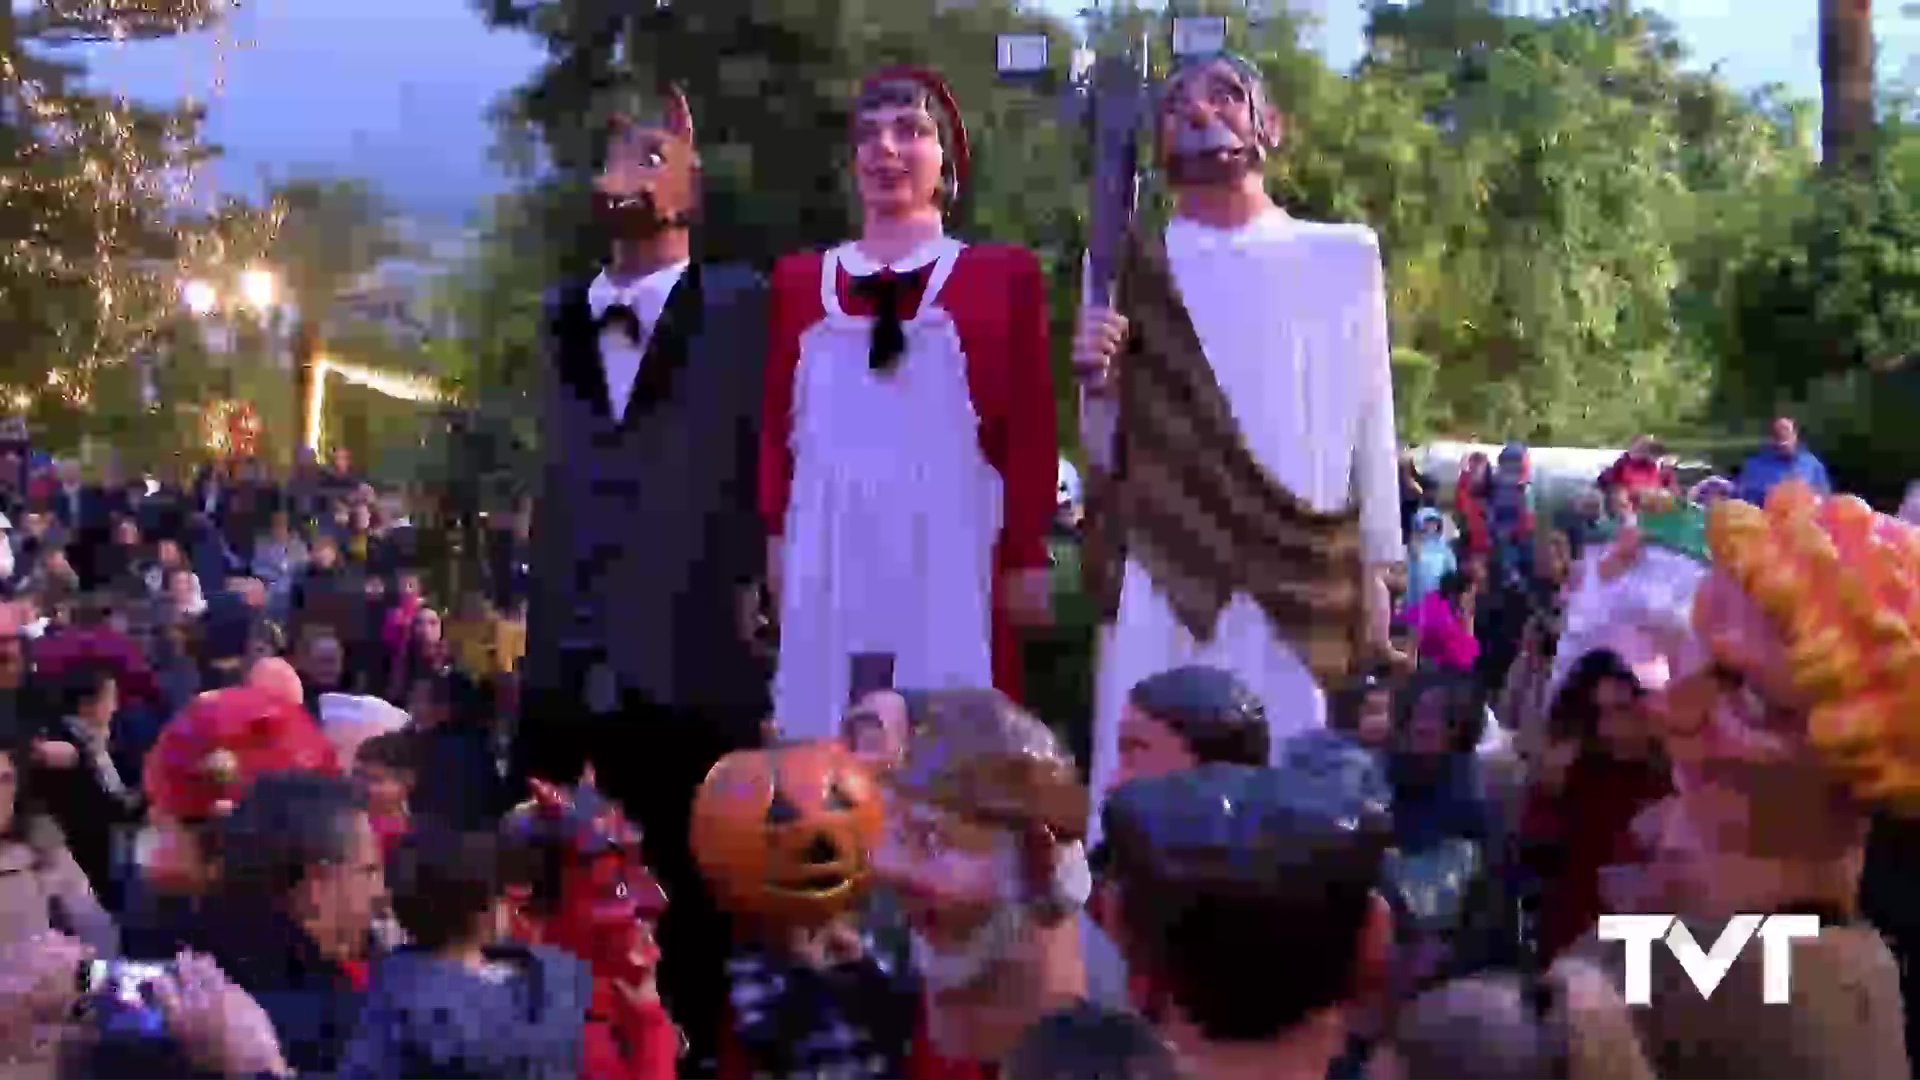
left=55, top=0, right=1920, bottom=222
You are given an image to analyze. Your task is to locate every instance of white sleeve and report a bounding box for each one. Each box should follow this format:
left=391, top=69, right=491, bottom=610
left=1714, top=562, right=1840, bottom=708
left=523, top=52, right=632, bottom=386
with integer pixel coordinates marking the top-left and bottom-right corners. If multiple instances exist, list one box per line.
left=1078, top=251, right=1119, bottom=471
left=1353, top=231, right=1404, bottom=565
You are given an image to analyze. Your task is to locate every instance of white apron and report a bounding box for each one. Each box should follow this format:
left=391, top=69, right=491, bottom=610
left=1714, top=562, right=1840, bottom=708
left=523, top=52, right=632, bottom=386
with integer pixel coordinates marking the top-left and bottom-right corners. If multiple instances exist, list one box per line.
left=774, top=239, right=1002, bottom=741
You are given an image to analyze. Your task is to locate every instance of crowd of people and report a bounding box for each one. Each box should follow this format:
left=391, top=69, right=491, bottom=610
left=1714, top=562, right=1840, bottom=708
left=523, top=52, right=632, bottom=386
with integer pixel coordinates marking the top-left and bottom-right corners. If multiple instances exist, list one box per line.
left=0, top=417, right=1911, bottom=1080
left=3, top=39, right=1918, bottom=1080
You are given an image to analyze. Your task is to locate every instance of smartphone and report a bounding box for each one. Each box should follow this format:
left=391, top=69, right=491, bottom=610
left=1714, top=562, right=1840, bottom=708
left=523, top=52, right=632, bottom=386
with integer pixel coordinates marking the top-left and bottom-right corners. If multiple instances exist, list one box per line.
left=85, top=959, right=169, bottom=1005
left=848, top=652, right=895, bottom=706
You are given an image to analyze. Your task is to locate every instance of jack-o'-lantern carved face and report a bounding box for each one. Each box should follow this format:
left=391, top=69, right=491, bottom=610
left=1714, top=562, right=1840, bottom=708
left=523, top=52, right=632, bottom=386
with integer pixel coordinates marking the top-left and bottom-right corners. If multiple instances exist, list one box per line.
left=691, top=741, right=884, bottom=928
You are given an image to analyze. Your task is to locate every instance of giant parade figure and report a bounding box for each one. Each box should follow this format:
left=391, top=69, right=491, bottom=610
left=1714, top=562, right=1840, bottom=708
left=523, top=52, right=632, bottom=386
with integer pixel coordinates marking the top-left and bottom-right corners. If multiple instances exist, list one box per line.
left=517, top=84, right=769, bottom=1071
left=1547, top=482, right=1915, bottom=1075
left=759, top=68, right=1058, bottom=741
left=1073, top=53, right=1403, bottom=839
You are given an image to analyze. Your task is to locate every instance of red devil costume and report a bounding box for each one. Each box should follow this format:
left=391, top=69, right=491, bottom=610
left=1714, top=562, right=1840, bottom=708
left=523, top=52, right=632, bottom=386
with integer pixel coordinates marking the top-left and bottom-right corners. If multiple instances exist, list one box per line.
left=759, top=67, right=1057, bottom=741
left=504, top=774, right=680, bottom=1080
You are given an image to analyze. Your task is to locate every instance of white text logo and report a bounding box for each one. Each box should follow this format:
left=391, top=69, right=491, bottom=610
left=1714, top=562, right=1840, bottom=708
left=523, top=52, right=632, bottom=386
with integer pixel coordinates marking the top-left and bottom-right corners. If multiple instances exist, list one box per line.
left=1596, top=914, right=1821, bottom=1006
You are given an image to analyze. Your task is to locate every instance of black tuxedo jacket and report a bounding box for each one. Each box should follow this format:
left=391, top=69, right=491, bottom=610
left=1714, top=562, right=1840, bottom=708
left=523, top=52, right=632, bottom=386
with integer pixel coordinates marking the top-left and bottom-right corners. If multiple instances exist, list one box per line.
left=523, top=262, right=770, bottom=713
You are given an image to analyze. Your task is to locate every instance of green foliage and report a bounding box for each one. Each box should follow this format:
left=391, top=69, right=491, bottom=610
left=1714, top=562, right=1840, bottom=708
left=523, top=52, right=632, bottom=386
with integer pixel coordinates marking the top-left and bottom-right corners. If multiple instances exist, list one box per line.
left=1, top=15, right=212, bottom=450
left=1727, top=174, right=1920, bottom=410
left=475, top=0, right=1074, bottom=271
left=1269, top=0, right=1817, bottom=444
left=273, top=177, right=412, bottom=322
left=448, top=0, right=1885, bottom=463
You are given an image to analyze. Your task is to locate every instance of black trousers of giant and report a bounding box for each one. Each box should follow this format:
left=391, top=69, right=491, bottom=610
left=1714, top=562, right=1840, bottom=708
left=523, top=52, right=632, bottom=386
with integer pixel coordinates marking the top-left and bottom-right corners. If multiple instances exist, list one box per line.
left=514, top=652, right=764, bottom=1077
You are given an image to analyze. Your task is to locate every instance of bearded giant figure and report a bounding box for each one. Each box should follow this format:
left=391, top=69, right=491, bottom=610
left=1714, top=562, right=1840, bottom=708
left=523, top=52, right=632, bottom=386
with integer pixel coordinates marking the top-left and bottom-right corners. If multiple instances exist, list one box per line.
left=870, top=689, right=1092, bottom=1076
left=1073, top=53, right=1403, bottom=844
left=1550, top=481, right=1914, bottom=1076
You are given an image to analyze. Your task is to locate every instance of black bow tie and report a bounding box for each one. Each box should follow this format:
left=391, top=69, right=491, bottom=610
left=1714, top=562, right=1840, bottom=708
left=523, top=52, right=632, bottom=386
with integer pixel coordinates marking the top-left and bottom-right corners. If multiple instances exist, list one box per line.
left=851, top=267, right=929, bottom=373
left=596, top=302, right=644, bottom=346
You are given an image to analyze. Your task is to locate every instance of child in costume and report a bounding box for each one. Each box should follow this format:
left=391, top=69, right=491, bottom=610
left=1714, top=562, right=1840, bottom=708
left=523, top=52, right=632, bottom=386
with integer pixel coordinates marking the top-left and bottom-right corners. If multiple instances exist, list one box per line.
left=338, top=827, right=601, bottom=1079
left=501, top=775, right=680, bottom=1080
left=690, top=739, right=916, bottom=1079
left=1547, top=481, right=1912, bottom=1076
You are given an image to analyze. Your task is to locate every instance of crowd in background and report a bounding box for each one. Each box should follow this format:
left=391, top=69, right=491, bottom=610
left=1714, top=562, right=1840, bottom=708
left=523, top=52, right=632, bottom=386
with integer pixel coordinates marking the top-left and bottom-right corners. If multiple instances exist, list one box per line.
left=0, top=442, right=535, bottom=945
left=1, top=415, right=1913, bottom=1080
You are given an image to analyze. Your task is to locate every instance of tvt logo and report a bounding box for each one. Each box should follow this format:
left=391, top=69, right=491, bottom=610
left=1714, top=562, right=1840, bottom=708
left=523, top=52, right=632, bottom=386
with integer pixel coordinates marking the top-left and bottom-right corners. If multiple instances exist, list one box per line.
left=1597, top=914, right=1822, bottom=1006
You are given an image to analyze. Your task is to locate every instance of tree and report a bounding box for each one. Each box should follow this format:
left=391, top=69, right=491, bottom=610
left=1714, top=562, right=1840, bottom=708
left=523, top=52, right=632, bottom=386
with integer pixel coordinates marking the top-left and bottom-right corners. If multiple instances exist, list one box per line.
left=1265, top=0, right=1813, bottom=445
left=473, top=0, right=1077, bottom=271
left=463, top=0, right=1086, bottom=454
left=2, top=0, right=223, bottom=453
left=1820, top=0, right=1876, bottom=175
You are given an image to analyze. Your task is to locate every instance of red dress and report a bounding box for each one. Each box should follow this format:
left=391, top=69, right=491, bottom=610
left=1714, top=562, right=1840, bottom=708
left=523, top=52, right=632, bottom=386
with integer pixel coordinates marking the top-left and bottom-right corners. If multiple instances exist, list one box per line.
left=759, top=238, right=1056, bottom=712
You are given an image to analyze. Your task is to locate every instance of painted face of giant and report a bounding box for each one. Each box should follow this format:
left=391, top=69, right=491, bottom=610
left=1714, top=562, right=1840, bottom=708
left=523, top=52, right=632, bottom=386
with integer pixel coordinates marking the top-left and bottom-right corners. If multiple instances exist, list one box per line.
left=851, top=79, right=950, bottom=217
left=872, top=795, right=1030, bottom=993
left=592, top=88, right=699, bottom=241
left=869, top=689, right=1092, bottom=995
left=504, top=776, right=667, bottom=987
left=1157, top=54, right=1280, bottom=188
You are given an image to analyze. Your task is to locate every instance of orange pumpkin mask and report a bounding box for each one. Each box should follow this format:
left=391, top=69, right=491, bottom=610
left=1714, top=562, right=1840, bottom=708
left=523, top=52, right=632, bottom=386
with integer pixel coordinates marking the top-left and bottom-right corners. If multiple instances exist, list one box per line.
left=690, top=740, right=884, bottom=929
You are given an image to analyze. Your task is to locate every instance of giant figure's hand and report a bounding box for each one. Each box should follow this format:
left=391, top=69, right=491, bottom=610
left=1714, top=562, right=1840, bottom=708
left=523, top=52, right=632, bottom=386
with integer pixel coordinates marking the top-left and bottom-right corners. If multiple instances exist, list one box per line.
left=1072, top=306, right=1129, bottom=395
left=1001, top=567, right=1053, bottom=629
left=766, top=538, right=785, bottom=608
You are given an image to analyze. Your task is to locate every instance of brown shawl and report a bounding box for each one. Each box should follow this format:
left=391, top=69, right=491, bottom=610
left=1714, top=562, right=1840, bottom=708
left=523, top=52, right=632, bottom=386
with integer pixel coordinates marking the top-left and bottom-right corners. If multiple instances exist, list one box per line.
left=1083, top=228, right=1368, bottom=688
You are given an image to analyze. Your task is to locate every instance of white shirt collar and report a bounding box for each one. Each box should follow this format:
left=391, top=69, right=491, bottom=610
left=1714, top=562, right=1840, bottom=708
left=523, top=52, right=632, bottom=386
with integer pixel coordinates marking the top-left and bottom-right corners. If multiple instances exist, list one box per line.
left=1166, top=206, right=1293, bottom=253
left=587, top=260, right=689, bottom=323
left=835, top=231, right=955, bottom=277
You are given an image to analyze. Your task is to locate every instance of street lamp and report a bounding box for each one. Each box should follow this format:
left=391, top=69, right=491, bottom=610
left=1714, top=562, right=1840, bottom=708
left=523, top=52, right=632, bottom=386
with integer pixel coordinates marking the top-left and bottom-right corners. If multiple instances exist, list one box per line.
left=182, top=278, right=217, bottom=317
left=239, top=267, right=278, bottom=311
left=994, top=31, right=1051, bottom=79
left=1170, top=15, right=1228, bottom=59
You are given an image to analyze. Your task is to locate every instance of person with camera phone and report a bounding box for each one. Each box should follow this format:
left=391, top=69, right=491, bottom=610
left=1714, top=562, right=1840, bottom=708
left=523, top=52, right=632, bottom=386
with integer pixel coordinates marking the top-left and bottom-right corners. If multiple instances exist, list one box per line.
left=0, top=725, right=118, bottom=1076
left=82, top=766, right=382, bottom=1080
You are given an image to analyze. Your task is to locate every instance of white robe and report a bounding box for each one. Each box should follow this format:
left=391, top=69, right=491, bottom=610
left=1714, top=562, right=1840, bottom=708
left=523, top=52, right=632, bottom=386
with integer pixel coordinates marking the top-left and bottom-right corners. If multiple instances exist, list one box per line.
left=1086, top=209, right=1404, bottom=844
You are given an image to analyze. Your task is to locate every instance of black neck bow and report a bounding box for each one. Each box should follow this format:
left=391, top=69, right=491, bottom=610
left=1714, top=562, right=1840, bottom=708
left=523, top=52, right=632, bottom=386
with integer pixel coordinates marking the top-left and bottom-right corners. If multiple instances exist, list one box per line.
left=850, top=267, right=929, bottom=373
left=596, top=302, right=644, bottom=346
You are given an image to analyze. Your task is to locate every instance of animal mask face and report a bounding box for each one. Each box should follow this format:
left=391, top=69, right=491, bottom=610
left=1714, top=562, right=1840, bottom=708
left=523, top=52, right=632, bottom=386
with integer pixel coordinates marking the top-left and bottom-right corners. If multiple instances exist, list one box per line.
left=592, top=87, right=699, bottom=241
left=690, top=741, right=885, bottom=929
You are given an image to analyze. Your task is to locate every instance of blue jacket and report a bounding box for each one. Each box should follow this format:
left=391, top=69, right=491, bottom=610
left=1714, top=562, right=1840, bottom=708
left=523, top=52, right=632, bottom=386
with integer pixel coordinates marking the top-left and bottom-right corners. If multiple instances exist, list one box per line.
left=1737, top=446, right=1831, bottom=505
left=335, top=944, right=592, bottom=1079
left=1406, top=508, right=1455, bottom=606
